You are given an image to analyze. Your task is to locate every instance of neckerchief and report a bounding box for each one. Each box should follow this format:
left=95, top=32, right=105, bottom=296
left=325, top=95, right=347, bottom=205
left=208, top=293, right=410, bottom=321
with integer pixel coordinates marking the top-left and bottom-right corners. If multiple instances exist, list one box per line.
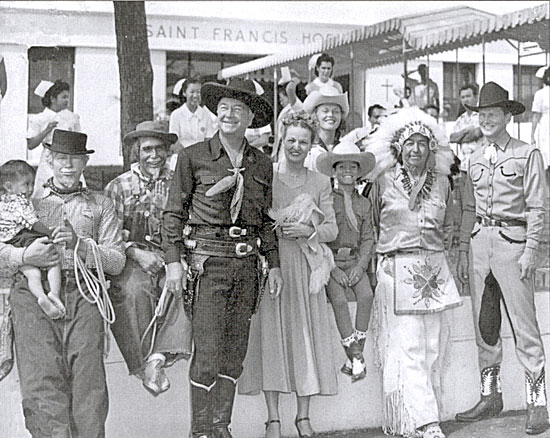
left=339, top=189, right=359, bottom=233
left=205, top=141, right=245, bottom=223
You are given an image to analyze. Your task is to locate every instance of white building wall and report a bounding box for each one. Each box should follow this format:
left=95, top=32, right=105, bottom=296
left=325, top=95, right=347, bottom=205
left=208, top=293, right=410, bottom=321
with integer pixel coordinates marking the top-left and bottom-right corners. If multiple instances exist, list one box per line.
left=74, top=47, right=122, bottom=166
left=151, top=50, right=167, bottom=121
left=0, top=44, right=28, bottom=164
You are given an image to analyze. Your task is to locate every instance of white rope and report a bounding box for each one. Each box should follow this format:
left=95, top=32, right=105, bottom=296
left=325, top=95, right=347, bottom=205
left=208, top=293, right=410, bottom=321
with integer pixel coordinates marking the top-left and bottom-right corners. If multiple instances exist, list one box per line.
left=73, top=237, right=116, bottom=357
left=141, top=266, right=172, bottom=358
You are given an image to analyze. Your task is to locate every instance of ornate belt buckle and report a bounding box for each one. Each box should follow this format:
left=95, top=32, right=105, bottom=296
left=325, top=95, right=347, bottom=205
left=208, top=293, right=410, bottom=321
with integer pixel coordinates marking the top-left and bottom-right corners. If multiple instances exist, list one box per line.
left=235, top=242, right=251, bottom=256
left=229, top=226, right=244, bottom=238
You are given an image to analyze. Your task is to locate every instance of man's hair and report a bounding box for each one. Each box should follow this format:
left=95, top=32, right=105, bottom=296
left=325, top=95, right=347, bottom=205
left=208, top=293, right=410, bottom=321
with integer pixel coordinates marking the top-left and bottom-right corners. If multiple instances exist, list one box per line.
left=368, top=104, right=385, bottom=118
left=0, top=160, right=35, bottom=187
left=42, top=79, right=70, bottom=108
left=543, top=68, right=550, bottom=86
left=459, top=84, right=478, bottom=97
left=314, top=53, right=335, bottom=77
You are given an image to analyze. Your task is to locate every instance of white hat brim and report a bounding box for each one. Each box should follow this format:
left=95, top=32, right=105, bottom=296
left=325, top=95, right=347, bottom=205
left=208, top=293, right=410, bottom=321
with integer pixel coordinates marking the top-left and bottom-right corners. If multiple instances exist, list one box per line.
left=316, top=151, right=376, bottom=178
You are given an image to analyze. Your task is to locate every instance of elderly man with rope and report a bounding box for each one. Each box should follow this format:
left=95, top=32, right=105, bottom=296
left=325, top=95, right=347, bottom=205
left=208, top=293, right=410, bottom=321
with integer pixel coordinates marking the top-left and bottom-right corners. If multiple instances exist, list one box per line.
left=0, top=129, right=125, bottom=438
left=104, top=121, right=192, bottom=396
left=162, top=78, right=283, bottom=438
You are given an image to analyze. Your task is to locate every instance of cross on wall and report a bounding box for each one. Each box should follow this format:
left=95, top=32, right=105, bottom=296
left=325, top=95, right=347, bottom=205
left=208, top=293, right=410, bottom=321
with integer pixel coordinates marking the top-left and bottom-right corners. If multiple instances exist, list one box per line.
left=380, top=79, right=394, bottom=101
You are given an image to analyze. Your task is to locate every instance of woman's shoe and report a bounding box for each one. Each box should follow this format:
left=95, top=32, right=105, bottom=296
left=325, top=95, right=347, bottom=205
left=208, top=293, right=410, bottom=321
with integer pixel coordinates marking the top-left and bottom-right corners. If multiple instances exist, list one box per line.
left=264, top=419, right=281, bottom=438
left=294, top=417, right=315, bottom=438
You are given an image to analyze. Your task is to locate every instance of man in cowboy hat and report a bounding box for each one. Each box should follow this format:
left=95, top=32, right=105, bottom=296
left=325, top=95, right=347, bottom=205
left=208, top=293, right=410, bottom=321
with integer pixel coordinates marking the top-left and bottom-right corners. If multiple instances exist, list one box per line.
left=1, top=129, right=125, bottom=437
left=105, top=121, right=192, bottom=396
left=455, top=82, right=549, bottom=434
left=161, top=78, right=283, bottom=438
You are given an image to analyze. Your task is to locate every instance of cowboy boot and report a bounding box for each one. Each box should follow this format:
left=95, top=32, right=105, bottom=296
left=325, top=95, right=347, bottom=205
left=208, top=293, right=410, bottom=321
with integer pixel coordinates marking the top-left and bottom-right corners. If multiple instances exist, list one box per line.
left=190, top=380, right=214, bottom=438
left=351, top=329, right=367, bottom=382
left=212, top=374, right=237, bottom=438
left=340, top=334, right=355, bottom=376
left=526, top=369, right=550, bottom=435
left=455, top=365, right=503, bottom=422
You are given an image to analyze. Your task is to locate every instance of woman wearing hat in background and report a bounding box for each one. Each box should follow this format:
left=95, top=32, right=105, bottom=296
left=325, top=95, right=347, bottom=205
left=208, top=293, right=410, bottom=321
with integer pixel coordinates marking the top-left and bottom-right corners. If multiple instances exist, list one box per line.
left=303, top=85, right=349, bottom=172
left=305, top=53, right=343, bottom=96
left=169, top=75, right=217, bottom=152
left=316, top=139, right=376, bottom=383
left=26, top=80, right=81, bottom=198
left=366, top=107, right=461, bottom=438
left=531, top=67, right=549, bottom=175
left=239, top=111, right=338, bottom=438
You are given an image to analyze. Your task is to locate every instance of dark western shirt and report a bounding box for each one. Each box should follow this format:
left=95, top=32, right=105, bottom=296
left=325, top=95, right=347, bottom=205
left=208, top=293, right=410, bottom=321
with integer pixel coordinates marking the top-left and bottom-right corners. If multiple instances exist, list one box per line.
left=161, top=132, right=279, bottom=268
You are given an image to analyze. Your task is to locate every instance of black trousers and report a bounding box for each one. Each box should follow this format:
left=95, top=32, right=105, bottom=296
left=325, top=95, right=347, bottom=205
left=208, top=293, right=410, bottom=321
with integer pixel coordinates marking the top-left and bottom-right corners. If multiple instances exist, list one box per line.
left=190, top=255, right=257, bottom=386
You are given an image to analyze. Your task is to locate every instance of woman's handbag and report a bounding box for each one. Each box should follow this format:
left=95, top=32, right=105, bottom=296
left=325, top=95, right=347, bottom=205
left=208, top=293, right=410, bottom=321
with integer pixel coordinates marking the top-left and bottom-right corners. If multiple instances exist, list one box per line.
left=0, top=291, right=14, bottom=382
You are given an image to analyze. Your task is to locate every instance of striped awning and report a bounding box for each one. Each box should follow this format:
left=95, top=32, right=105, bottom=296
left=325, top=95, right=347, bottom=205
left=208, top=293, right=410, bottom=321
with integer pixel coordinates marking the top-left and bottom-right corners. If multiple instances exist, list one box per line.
left=218, top=4, right=549, bottom=80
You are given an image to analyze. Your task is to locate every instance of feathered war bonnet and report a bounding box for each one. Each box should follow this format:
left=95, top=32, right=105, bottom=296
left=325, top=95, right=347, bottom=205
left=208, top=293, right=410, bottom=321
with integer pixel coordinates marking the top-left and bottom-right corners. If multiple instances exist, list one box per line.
left=363, top=106, right=455, bottom=181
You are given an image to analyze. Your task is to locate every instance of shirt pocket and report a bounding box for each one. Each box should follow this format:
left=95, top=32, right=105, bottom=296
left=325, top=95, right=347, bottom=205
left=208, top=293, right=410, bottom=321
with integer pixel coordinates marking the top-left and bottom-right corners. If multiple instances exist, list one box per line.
left=470, top=163, right=487, bottom=184
left=498, top=159, right=524, bottom=189
left=429, top=196, right=447, bottom=225
left=250, top=175, right=270, bottom=200
left=74, top=207, right=95, bottom=239
left=198, top=173, right=227, bottom=198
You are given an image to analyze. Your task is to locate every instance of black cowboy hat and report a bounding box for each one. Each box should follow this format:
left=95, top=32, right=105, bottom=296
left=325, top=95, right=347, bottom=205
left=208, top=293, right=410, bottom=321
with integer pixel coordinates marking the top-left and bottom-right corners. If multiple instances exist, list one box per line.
left=123, top=120, right=178, bottom=146
left=44, top=129, right=93, bottom=155
left=201, top=78, right=273, bottom=128
left=464, top=81, right=525, bottom=115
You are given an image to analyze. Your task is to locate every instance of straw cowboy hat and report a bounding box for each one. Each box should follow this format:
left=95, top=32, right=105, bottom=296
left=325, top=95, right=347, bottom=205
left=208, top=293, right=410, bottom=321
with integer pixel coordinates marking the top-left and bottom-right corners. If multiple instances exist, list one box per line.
left=201, top=78, right=273, bottom=128
left=464, top=81, right=525, bottom=116
left=316, top=138, right=376, bottom=178
left=303, top=85, right=350, bottom=119
left=45, top=129, right=93, bottom=155
left=123, top=120, right=178, bottom=147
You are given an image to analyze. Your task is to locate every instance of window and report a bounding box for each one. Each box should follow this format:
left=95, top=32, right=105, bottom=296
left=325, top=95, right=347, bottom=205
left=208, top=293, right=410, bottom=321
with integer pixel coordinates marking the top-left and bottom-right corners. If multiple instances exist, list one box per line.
left=513, top=65, right=541, bottom=123
left=28, top=47, right=75, bottom=114
left=443, top=62, right=478, bottom=121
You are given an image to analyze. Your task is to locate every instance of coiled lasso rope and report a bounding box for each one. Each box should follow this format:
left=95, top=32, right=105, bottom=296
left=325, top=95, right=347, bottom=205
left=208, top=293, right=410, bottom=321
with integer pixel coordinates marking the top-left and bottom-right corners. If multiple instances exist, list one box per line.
left=74, top=238, right=116, bottom=358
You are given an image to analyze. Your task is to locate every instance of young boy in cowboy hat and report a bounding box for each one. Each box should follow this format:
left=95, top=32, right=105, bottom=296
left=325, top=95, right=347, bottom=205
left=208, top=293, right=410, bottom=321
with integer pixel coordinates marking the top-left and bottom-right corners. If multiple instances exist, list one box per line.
left=162, top=78, right=283, bottom=438
left=316, top=139, right=376, bottom=382
left=2, top=128, right=125, bottom=437
left=455, top=81, right=549, bottom=435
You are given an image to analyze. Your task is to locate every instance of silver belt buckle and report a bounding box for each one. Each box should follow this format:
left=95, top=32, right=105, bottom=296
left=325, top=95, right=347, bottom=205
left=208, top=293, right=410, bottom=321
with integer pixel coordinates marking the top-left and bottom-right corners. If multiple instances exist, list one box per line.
left=229, top=226, right=245, bottom=238
left=235, top=242, right=252, bottom=256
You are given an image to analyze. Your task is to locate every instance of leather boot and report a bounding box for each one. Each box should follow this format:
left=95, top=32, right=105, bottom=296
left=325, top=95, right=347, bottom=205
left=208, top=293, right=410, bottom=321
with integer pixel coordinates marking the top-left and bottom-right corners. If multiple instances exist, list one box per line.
left=456, top=365, right=503, bottom=422
left=212, top=375, right=237, bottom=438
left=190, top=380, right=214, bottom=438
left=526, top=369, right=550, bottom=435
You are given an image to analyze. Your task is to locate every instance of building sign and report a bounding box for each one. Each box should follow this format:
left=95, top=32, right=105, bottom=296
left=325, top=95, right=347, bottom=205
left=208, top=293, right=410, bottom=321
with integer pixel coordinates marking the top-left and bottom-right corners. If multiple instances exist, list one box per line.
left=146, top=19, right=354, bottom=46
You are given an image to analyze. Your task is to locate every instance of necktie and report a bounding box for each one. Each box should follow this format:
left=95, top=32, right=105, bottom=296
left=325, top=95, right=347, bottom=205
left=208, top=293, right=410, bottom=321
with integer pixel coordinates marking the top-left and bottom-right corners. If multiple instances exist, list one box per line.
left=342, top=190, right=359, bottom=233
left=484, top=143, right=498, bottom=164
left=205, top=148, right=245, bottom=223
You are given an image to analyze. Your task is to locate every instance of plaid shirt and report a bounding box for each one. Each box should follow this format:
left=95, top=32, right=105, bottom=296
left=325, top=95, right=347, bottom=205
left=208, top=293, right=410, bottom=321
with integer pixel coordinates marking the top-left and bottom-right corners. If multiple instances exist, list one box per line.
left=104, top=155, right=178, bottom=250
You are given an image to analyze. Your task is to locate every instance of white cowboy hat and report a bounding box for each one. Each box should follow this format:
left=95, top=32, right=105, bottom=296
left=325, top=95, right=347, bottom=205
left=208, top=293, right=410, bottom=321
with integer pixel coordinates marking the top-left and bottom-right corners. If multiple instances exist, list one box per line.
left=303, top=85, right=349, bottom=118
left=316, top=138, right=376, bottom=178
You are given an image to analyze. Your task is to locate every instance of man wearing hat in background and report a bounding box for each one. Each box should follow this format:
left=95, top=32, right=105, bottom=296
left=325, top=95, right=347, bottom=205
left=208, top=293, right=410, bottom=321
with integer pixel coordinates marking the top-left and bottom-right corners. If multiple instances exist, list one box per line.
left=456, top=82, right=549, bottom=435
left=105, top=121, right=191, bottom=396
left=4, top=129, right=125, bottom=437
left=162, top=78, right=283, bottom=438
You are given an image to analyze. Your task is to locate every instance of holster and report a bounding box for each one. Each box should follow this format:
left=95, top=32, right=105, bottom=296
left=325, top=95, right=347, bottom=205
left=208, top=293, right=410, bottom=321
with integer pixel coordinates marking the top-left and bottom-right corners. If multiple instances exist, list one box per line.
left=183, top=253, right=209, bottom=319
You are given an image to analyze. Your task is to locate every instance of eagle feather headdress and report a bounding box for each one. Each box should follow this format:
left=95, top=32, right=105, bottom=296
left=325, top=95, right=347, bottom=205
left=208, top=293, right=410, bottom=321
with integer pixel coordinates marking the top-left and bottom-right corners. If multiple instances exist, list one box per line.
left=363, top=107, right=455, bottom=181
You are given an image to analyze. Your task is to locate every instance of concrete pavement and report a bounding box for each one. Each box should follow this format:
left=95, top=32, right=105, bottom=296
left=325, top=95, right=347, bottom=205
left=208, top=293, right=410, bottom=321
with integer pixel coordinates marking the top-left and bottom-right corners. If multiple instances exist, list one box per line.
left=317, top=411, right=550, bottom=438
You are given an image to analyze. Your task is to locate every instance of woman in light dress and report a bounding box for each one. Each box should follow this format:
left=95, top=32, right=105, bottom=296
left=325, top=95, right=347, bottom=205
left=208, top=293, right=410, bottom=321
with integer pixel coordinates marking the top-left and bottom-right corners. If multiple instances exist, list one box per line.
left=239, top=111, right=338, bottom=438
left=531, top=67, right=549, bottom=173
